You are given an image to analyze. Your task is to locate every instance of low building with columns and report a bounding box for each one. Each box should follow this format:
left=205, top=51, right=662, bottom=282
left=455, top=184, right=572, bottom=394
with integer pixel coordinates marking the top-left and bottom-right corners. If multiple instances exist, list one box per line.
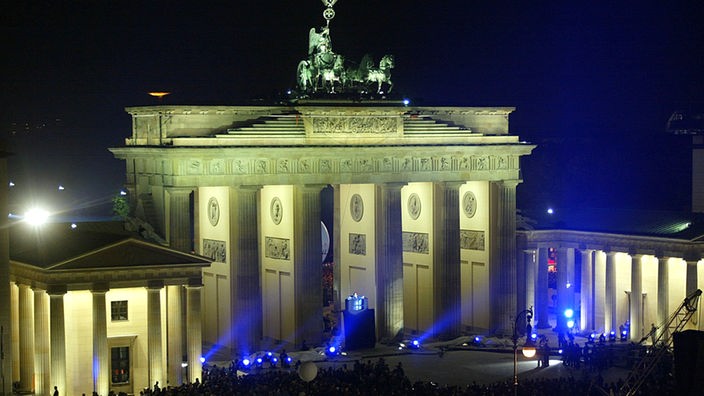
left=518, top=209, right=704, bottom=342
left=7, top=222, right=210, bottom=396
left=109, top=104, right=536, bottom=354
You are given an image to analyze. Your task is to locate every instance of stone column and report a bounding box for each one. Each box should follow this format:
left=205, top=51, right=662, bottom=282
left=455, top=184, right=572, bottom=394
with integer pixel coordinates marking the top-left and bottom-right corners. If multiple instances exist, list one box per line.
left=167, top=187, right=193, bottom=253
left=516, top=248, right=527, bottom=319
left=332, top=185, right=342, bottom=313
left=186, top=280, right=202, bottom=383
left=535, top=247, right=550, bottom=328
left=630, top=254, right=643, bottom=341
left=92, top=286, right=109, bottom=396
left=656, top=256, right=669, bottom=340
left=490, top=180, right=519, bottom=335
left=431, top=182, right=462, bottom=339
left=229, top=185, right=262, bottom=355
left=580, top=249, right=594, bottom=332
left=686, top=259, right=699, bottom=295
left=556, top=247, right=575, bottom=331
left=34, top=288, right=50, bottom=396
left=375, top=182, right=405, bottom=341
left=0, top=146, right=10, bottom=396
left=524, top=250, right=536, bottom=314
left=11, top=283, right=18, bottom=384
left=147, top=281, right=164, bottom=389
left=605, top=251, right=617, bottom=333
left=18, top=284, right=35, bottom=393
left=48, top=286, right=67, bottom=396
left=166, top=285, right=183, bottom=386
left=293, top=184, right=325, bottom=347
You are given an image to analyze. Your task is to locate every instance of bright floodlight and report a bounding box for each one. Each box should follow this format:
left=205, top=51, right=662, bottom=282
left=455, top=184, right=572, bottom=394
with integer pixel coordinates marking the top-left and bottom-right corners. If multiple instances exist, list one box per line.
left=567, top=320, right=575, bottom=329
left=25, top=208, right=50, bottom=225
left=199, top=357, right=205, bottom=363
left=564, top=308, right=574, bottom=319
left=547, top=208, right=554, bottom=214
left=403, top=98, right=410, bottom=106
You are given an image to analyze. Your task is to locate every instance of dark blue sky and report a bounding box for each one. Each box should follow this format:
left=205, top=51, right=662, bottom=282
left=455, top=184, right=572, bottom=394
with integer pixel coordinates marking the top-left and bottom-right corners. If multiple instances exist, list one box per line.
left=2, top=1, right=703, bottom=217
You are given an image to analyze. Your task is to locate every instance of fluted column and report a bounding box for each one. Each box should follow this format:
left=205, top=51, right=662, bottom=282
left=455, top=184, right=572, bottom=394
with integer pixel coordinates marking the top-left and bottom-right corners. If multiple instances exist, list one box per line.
left=524, top=250, right=536, bottom=314
left=229, top=185, right=262, bottom=355
left=34, top=288, right=50, bottom=396
left=48, top=286, right=67, bottom=396
left=556, top=247, right=575, bottom=331
left=490, top=180, right=519, bottom=335
left=186, top=280, right=202, bottom=383
left=656, top=256, right=669, bottom=340
left=431, top=182, right=461, bottom=339
left=535, top=247, right=550, bottom=328
left=147, top=281, right=164, bottom=389
left=375, top=182, right=405, bottom=341
left=11, top=283, right=19, bottom=384
left=18, top=284, right=35, bottom=393
left=594, top=251, right=606, bottom=332
left=92, top=286, right=109, bottom=396
left=580, top=249, right=594, bottom=331
left=167, top=187, right=193, bottom=252
left=166, top=285, right=183, bottom=386
left=332, top=185, right=342, bottom=313
left=686, top=259, right=699, bottom=295
left=293, top=184, right=325, bottom=347
left=0, top=146, right=10, bottom=396
left=605, top=252, right=617, bottom=333
left=630, top=254, right=643, bottom=341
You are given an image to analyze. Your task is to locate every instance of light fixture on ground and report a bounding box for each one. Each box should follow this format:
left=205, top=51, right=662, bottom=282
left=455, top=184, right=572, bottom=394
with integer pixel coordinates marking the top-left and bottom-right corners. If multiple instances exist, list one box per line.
left=512, top=306, right=535, bottom=396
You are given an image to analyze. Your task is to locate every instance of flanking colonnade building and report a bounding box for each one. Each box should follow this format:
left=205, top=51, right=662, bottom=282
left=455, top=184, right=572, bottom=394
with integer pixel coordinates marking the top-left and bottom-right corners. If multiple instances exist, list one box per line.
left=518, top=215, right=704, bottom=341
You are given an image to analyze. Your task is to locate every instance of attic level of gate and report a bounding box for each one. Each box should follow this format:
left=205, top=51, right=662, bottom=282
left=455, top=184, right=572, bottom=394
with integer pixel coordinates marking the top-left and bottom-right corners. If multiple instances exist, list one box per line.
left=123, top=105, right=524, bottom=147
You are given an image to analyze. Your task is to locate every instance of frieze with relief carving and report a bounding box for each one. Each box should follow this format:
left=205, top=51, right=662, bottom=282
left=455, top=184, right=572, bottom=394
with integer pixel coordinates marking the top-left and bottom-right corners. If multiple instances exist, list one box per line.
left=460, top=230, right=485, bottom=251
left=203, top=239, right=226, bottom=262
left=265, top=236, right=290, bottom=260
left=349, top=233, right=366, bottom=255
left=402, top=232, right=429, bottom=254
left=180, top=154, right=514, bottom=177
left=310, top=116, right=398, bottom=135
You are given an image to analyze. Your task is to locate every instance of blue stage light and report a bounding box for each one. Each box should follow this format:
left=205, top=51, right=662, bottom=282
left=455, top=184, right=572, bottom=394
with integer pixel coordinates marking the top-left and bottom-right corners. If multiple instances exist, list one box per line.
left=563, top=308, right=574, bottom=319
left=256, top=357, right=263, bottom=364
left=199, top=357, right=205, bottom=363
left=328, top=346, right=336, bottom=354
left=530, top=333, right=538, bottom=341
left=567, top=320, right=575, bottom=329
left=403, top=99, right=410, bottom=106
left=242, top=358, right=251, bottom=367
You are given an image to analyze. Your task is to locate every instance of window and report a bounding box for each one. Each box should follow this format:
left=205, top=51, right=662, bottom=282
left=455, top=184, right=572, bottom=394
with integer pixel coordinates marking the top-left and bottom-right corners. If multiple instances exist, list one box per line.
left=111, top=346, right=130, bottom=384
left=111, top=300, right=128, bottom=321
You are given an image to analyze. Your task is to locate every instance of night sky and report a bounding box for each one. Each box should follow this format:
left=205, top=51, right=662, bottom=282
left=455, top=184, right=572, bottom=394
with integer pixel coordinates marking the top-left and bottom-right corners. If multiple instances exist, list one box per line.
left=2, top=1, right=703, bottom=219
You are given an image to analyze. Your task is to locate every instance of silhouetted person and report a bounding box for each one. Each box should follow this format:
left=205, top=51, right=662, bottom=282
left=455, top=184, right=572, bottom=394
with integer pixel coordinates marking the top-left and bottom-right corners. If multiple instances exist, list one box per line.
left=53, top=386, right=59, bottom=396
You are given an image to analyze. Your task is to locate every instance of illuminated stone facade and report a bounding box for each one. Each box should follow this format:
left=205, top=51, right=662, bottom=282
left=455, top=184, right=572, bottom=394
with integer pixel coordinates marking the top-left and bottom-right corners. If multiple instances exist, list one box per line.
left=110, top=104, right=535, bottom=353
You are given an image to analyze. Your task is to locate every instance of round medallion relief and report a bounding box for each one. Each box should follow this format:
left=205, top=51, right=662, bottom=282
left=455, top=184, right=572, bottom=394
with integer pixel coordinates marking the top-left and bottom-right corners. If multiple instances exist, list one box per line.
left=463, top=191, right=477, bottom=218
left=407, top=193, right=421, bottom=220
left=207, top=197, right=220, bottom=227
left=350, top=194, right=364, bottom=222
left=270, top=197, right=283, bottom=225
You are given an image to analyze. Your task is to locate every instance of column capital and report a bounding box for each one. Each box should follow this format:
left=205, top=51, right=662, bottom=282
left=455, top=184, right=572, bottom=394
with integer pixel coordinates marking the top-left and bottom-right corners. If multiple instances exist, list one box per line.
left=165, top=186, right=195, bottom=195
left=147, top=279, right=165, bottom=290
left=187, top=277, right=203, bottom=288
left=235, top=184, right=262, bottom=192
left=380, top=181, right=407, bottom=190
left=47, top=284, right=67, bottom=296
left=496, top=179, right=521, bottom=188
left=90, top=283, right=110, bottom=293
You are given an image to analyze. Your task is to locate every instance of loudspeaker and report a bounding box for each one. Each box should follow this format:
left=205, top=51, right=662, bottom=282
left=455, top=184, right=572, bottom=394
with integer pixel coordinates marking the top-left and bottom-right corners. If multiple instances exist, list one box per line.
left=343, top=308, right=376, bottom=350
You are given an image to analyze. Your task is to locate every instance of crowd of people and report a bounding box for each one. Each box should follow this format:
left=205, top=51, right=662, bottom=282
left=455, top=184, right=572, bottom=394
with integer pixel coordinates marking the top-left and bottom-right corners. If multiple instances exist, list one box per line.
left=129, top=351, right=676, bottom=396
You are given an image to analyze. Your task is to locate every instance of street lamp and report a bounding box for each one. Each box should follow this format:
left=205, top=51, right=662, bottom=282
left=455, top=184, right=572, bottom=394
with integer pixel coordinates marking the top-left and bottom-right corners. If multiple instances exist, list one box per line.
left=512, top=306, right=534, bottom=396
